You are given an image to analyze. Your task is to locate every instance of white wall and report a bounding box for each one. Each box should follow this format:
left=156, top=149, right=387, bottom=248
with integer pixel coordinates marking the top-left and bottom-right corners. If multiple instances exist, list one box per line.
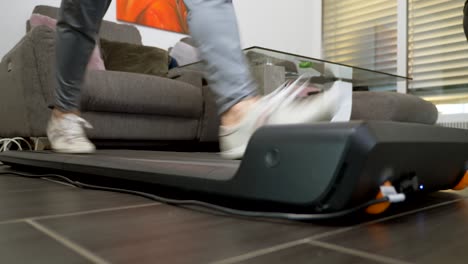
left=1, top=0, right=322, bottom=59
left=234, top=0, right=322, bottom=58
left=0, top=0, right=61, bottom=58
left=103, top=2, right=187, bottom=50
left=105, top=0, right=322, bottom=57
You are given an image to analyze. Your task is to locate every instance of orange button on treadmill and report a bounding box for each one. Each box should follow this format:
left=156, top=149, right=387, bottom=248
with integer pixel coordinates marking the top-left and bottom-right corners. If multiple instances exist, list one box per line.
left=366, top=181, right=392, bottom=215
left=453, top=171, right=468, bottom=191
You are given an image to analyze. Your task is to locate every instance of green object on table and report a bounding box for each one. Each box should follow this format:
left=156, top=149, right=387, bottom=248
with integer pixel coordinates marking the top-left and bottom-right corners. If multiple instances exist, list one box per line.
left=299, top=61, right=313, bottom=68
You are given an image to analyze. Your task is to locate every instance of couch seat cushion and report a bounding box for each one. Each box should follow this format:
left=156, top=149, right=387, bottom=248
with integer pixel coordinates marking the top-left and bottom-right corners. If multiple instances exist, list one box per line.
left=81, top=70, right=202, bottom=118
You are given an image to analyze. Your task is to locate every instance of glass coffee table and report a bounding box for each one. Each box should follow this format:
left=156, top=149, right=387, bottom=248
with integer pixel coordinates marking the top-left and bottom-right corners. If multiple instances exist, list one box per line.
left=179, top=46, right=410, bottom=95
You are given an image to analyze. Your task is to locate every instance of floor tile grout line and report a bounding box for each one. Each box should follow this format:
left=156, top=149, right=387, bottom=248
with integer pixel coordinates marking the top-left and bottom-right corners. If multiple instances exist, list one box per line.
left=310, top=198, right=467, bottom=242
left=359, top=198, right=466, bottom=226
left=0, top=202, right=161, bottom=225
left=211, top=198, right=464, bottom=264
left=210, top=228, right=356, bottom=264
left=210, top=238, right=312, bottom=264
left=33, top=202, right=162, bottom=221
left=306, top=240, right=414, bottom=264
left=26, top=219, right=111, bottom=264
left=305, top=198, right=467, bottom=243
left=2, top=195, right=454, bottom=228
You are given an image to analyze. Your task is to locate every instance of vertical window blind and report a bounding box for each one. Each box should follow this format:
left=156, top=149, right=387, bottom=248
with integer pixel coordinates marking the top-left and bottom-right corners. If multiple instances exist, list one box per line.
left=408, top=0, right=468, bottom=97
left=323, top=0, right=398, bottom=90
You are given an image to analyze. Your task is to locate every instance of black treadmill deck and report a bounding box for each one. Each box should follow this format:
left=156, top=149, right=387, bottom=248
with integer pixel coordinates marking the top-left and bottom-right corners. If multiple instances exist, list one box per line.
left=17, top=150, right=241, bottom=180
left=2, top=121, right=468, bottom=214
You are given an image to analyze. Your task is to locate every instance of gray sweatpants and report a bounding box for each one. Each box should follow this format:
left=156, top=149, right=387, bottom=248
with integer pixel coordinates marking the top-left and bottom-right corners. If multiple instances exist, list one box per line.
left=55, top=0, right=257, bottom=115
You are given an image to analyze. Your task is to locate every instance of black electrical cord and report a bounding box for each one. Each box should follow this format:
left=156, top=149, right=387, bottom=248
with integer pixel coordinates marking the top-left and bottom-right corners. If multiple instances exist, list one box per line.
left=0, top=170, right=390, bottom=221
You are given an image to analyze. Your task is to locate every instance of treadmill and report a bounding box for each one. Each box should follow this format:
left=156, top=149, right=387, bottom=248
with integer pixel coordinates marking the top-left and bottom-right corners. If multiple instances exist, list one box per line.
left=2, top=121, right=468, bottom=216
left=2, top=50, right=468, bottom=218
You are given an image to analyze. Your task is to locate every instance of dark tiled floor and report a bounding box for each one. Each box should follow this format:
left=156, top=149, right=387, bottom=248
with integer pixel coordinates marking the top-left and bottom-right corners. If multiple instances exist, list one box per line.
left=320, top=200, right=468, bottom=264
left=0, top=174, right=154, bottom=223
left=39, top=205, right=332, bottom=264
left=236, top=244, right=395, bottom=264
left=0, top=222, right=92, bottom=264
left=0, top=175, right=66, bottom=193
left=1, top=166, right=468, bottom=264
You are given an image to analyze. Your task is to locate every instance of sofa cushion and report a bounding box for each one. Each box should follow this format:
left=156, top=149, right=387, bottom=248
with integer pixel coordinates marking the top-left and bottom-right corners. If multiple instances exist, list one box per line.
left=100, top=38, right=169, bottom=77
left=29, top=13, right=105, bottom=71
left=169, top=37, right=201, bottom=66
left=81, top=71, right=203, bottom=119
left=29, top=13, right=56, bottom=29
left=351, top=91, right=438, bottom=124
left=194, top=90, right=438, bottom=143
left=82, top=111, right=199, bottom=140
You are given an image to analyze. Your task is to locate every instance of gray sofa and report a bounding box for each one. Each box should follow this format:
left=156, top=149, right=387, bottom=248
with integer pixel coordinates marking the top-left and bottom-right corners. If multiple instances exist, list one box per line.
left=0, top=5, right=438, bottom=148
left=0, top=5, right=212, bottom=145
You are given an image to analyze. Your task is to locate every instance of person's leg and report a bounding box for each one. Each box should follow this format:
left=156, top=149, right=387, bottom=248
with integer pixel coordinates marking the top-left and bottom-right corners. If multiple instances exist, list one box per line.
left=183, top=0, right=259, bottom=127
left=184, top=0, right=351, bottom=159
left=47, top=0, right=111, bottom=153
left=55, top=0, right=111, bottom=112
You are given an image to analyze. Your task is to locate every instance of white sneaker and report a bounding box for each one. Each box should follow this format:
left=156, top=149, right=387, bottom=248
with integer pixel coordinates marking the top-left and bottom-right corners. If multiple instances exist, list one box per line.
left=268, top=80, right=352, bottom=124
left=46, top=114, right=96, bottom=154
left=219, top=76, right=352, bottom=159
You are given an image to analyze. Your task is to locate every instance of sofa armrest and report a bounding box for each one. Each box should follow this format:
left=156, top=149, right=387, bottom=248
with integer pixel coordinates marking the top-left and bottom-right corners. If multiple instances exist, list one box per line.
left=0, top=26, right=53, bottom=137
left=27, top=25, right=57, bottom=105
left=168, top=67, right=221, bottom=142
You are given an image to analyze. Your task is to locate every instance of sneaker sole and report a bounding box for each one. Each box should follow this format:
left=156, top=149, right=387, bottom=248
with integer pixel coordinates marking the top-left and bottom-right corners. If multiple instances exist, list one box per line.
left=220, top=144, right=246, bottom=160
left=51, top=146, right=96, bottom=154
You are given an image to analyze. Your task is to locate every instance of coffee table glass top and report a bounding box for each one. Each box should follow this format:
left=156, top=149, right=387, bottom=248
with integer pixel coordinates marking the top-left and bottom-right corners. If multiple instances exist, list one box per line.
left=244, top=47, right=409, bottom=88
left=179, top=46, right=410, bottom=92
